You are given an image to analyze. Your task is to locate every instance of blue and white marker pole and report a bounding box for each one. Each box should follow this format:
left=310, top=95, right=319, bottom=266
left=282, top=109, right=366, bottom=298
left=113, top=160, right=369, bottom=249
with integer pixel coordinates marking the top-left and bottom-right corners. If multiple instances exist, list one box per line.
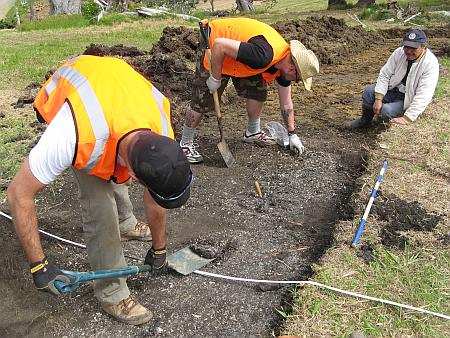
left=351, top=160, right=388, bottom=247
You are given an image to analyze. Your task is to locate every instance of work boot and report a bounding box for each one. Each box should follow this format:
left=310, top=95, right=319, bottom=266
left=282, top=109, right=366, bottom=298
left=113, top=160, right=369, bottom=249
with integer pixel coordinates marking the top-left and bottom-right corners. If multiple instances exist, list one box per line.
left=120, top=221, right=151, bottom=242
left=180, top=142, right=203, bottom=164
left=101, top=295, right=153, bottom=326
left=243, top=130, right=276, bottom=146
left=344, top=106, right=374, bottom=130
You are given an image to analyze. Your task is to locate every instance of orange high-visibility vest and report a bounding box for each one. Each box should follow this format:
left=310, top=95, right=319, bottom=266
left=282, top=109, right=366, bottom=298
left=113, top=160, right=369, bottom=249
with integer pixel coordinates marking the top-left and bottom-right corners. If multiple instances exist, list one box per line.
left=33, top=55, right=173, bottom=183
left=203, top=18, right=290, bottom=84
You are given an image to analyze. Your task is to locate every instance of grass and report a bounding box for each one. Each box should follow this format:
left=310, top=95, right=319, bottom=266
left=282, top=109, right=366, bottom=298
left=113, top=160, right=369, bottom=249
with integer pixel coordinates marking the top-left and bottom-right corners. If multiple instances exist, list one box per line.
left=435, top=57, right=449, bottom=99
left=284, top=246, right=449, bottom=336
left=252, top=0, right=328, bottom=22
left=18, top=14, right=90, bottom=31
left=282, top=54, right=450, bottom=336
left=0, top=115, right=35, bottom=188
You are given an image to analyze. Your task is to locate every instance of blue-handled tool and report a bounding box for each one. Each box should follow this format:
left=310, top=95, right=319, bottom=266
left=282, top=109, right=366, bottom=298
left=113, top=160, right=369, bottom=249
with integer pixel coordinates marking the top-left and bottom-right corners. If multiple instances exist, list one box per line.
left=53, top=247, right=214, bottom=294
left=54, top=265, right=151, bottom=294
left=351, top=160, right=388, bottom=247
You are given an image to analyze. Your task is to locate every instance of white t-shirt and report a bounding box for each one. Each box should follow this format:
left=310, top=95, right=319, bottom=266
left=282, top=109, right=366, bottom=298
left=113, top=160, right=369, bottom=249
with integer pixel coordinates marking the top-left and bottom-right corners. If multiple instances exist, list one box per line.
left=29, top=103, right=76, bottom=185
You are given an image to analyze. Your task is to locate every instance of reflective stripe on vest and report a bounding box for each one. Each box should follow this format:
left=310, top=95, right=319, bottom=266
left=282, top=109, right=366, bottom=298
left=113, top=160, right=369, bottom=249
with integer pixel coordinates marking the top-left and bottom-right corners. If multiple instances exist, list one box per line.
left=57, top=66, right=109, bottom=170
left=152, top=85, right=169, bottom=137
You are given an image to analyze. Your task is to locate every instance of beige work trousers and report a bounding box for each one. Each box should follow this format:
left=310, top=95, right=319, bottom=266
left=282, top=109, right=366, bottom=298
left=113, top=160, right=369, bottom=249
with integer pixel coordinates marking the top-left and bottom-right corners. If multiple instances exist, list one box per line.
left=72, top=169, right=137, bottom=305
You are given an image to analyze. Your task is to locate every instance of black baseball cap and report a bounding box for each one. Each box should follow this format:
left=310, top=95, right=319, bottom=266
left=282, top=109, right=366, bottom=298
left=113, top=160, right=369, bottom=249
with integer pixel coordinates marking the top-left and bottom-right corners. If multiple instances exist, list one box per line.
left=403, top=29, right=427, bottom=48
left=129, top=131, right=192, bottom=209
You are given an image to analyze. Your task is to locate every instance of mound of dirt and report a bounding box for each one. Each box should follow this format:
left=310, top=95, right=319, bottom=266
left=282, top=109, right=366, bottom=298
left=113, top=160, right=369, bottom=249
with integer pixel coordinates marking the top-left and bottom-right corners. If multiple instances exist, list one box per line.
left=380, top=24, right=450, bottom=40
left=373, top=194, right=445, bottom=249
left=83, top=43, right=146, bottom=57
left=273, top=16, right=382, bottom=65
left=150, top=26, right=199, bottom=62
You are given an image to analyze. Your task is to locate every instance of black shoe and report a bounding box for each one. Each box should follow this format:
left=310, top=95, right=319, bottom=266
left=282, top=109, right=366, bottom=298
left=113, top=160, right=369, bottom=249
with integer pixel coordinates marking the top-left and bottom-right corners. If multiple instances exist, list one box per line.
left=344, top=118, right=371, bottom=130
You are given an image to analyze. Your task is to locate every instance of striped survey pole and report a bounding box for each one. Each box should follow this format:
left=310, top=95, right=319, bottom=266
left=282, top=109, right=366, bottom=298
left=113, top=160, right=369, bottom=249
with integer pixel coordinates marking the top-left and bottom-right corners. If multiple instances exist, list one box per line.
left=351, top=160, right=388, bottom=247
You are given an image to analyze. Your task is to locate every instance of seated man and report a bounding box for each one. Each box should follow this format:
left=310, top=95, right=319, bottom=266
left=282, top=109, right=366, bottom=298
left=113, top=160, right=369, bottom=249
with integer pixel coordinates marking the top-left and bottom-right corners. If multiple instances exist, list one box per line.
left=347, top=28, right=439, bottom=129
left=7, top=55, right=192, bottom=325
left=180, top=17, right=320, bottom=163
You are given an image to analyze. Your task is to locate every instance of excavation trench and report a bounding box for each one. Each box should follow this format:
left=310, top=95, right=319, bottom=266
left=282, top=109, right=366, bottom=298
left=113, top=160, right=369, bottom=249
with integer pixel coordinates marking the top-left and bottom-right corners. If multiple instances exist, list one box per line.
left=0, top=17, right=448, bottom=336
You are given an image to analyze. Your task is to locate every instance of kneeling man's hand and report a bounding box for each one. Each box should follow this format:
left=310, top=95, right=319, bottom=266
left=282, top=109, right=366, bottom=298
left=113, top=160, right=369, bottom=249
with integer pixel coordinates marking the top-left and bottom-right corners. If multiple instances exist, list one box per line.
left=390, top=116, right=409, bottom=125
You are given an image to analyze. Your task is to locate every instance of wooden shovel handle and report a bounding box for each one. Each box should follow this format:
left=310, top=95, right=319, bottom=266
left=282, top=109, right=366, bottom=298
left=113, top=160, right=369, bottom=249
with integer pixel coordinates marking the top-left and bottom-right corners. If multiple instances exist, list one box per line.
left=205, top=48, right=224, bottom=138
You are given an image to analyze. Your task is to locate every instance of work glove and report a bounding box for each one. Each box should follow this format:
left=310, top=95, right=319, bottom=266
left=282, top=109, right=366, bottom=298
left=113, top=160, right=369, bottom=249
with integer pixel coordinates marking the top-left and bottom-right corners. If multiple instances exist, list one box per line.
left=30, top=257, right=72, bottom=295
left=288, top=133, right=305, bottom=156
left=144, top=247, right=168, bottom=274
left=206, top=75, right=222, bottom=93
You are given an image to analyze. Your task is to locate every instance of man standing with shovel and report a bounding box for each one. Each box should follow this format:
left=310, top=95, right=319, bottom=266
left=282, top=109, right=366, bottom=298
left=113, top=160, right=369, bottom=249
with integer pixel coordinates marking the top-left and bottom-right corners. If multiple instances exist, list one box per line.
left=7, top=55, right=192, bottom=325
left=180, top=17, right=320, bottom=164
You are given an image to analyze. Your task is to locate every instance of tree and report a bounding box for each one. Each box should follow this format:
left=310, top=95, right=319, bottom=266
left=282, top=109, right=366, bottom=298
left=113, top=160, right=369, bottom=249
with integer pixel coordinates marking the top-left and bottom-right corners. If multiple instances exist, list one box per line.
left=48, top=0, right=81, bottom=15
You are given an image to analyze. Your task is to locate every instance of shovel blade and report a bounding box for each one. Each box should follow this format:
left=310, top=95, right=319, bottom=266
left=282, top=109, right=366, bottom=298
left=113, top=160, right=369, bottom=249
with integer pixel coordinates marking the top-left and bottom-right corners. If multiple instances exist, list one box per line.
left=217, top=140, right=236, bottom=168
left=167, top=247, right=214, bottom=275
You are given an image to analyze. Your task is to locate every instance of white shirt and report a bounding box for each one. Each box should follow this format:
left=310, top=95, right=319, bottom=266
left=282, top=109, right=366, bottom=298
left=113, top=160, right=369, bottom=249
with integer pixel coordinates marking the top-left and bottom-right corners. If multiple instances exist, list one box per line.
left=374, top=47, right=440, bottom=121
left=29, top=103, right=76, bottom=184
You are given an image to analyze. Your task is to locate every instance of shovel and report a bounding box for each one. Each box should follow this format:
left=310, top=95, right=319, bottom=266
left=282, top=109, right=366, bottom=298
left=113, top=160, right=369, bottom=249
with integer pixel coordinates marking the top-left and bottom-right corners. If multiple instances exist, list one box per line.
left=53, top=247, right=214, bottom=294
left=200, top=21, right=236, bottom=168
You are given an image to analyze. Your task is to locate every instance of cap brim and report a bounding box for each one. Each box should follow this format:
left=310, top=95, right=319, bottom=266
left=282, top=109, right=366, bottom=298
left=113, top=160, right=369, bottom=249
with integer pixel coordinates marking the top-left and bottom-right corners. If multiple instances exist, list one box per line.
left=403, top=41, right=421, bottom=48
left=149, top=186, right=191, bottom=209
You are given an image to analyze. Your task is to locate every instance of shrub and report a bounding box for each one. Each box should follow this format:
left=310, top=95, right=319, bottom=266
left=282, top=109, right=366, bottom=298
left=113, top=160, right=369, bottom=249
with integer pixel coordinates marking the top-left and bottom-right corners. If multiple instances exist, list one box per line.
left=360, top=4, right=392, bottom=21
left=81, top=0, right=101, bottom=22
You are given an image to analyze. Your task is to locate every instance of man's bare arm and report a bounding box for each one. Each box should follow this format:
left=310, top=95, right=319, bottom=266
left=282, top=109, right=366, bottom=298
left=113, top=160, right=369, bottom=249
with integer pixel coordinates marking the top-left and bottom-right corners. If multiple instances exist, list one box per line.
left=277, top=84, right=296, bottom=132
left=143, top=190, right=167, bottom=250
left=7, top=158, right=46, bottom=263
left=210, top=38, right=240, bottom=80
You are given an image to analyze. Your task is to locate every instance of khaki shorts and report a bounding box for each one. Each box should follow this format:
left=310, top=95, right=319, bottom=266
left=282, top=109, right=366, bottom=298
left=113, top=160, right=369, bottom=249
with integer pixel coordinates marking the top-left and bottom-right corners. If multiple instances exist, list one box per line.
left=190, top=49, right=268, bottom=114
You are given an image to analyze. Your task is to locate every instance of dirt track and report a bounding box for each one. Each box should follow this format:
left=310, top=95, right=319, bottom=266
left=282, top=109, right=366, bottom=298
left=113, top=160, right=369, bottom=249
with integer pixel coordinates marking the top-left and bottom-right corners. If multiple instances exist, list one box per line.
left=0, top=17, right=448, bottom=336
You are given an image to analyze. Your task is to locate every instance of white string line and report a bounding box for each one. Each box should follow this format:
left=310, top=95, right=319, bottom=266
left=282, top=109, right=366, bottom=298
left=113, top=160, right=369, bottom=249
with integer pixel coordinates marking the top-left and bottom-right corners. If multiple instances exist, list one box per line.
left=1, top=210, right=87, bottom=249
left=1, top=210, right=449, bottom=320
left=194, top=270, right=450, bottom=320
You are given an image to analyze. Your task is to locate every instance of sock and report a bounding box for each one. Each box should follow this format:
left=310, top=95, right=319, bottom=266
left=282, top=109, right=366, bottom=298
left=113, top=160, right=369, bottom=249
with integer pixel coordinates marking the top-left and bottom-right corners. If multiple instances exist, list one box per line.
left=246, top=117, right=261, bottom=135
left=180, top=125, right=196, bottom=146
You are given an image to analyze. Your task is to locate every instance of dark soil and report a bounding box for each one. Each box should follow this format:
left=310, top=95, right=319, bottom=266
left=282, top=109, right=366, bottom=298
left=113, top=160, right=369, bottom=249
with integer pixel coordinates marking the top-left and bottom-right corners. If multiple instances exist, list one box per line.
left=373, top=194, right=445, bottom=249
left=272, top=16, right=383, bottom=65
left=1, top=16, right=449, bottom=337
left=357, top=244, right=375, bottom=263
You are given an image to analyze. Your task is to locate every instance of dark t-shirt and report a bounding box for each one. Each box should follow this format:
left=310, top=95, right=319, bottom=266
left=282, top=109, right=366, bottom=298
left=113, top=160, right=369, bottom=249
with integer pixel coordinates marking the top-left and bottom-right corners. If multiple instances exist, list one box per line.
left=236, top=35, right=291, bottom=87
left=401, top=60, right=414, bottom=85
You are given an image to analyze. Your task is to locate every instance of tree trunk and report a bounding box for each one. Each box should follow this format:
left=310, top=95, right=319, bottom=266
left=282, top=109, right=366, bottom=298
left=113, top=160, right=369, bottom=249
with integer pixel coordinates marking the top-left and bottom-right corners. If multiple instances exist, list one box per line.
left=29, top=0, right=36, bottom=20
left=48, top=0, right=81, bottom=15
left=356, top=0, right=376, bottom=6
left=236, top=0, right=254, bottom=12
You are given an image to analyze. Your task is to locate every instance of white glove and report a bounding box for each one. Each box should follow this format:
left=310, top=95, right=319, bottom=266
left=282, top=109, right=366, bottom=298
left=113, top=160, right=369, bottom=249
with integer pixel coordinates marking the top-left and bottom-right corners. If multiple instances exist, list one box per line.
left=206, top=75, right=222, bottom=93
left=289, top=133, right=305, bottom=156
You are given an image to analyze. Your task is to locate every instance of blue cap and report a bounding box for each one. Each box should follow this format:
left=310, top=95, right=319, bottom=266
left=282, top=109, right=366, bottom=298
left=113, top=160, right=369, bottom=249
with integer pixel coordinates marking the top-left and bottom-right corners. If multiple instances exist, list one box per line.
left=403, top=29, right=427, bottom=48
